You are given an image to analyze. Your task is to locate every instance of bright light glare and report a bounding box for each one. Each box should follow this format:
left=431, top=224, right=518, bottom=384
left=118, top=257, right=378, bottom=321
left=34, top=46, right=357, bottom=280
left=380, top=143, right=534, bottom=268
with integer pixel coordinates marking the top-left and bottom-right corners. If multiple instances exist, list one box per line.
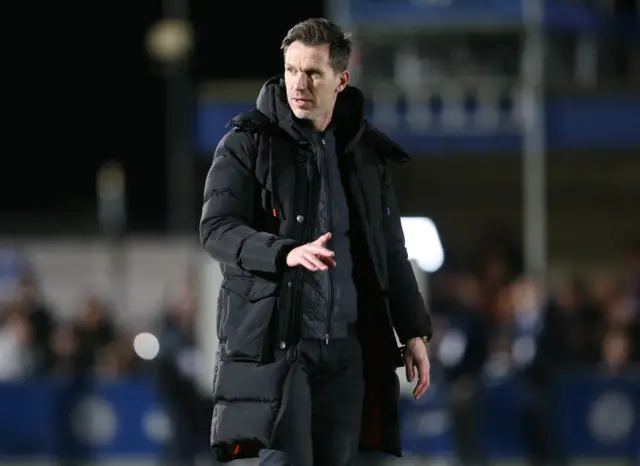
left=133, top=332, right=160, bottom=360
left=400, top=216, right=445, bottom=272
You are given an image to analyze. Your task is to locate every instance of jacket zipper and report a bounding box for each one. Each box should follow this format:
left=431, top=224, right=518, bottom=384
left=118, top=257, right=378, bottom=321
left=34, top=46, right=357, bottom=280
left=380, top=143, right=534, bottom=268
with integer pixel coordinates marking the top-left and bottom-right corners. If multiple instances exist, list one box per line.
left=318, top=137, right=335, bottom=345
left=289, top=144, right=321, bottom=347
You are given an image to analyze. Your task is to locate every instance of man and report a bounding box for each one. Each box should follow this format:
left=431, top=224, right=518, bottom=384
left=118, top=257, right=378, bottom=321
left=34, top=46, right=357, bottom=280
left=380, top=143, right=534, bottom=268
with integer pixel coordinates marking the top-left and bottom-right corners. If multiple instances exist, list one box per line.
left=200, top=18, right=432, bottom=466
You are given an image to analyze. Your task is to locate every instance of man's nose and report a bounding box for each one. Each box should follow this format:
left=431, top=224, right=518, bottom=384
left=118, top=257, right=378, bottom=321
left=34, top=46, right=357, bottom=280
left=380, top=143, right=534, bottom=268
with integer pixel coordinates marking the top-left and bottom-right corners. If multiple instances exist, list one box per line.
left=293, top=73, right=308, bottom=90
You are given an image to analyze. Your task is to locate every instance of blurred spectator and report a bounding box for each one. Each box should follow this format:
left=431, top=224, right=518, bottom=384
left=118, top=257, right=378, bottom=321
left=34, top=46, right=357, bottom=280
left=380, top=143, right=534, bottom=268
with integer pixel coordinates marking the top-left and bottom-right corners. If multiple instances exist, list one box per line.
left=601, top=329, right=631, bottom=374
left=471, top=231, right=522, bottom=326
left=0, top=304, right=33, bottom=380
left=50, top=325, right=79, bottom=379
left=556, top=277, right=605, bottom=365
left=0, top=266, right=56, bottom=378
left=50, top=294, right=117, bottom=378
left=510, top=276, right=569, bottom=389
left=155, top=276, right=211, bottom=466
left=509, top=276, right=569, bottom=466
left=16, top=269, right=57, bottom=374
left=72, top=294, right=117, bottom=372
left=95, top=333, right=140, bottom=379
left=623, top=240, right=640, bottom=309
left=435, top=271, right=490, bottom=466
left=602, top=293, right=640, bottom=365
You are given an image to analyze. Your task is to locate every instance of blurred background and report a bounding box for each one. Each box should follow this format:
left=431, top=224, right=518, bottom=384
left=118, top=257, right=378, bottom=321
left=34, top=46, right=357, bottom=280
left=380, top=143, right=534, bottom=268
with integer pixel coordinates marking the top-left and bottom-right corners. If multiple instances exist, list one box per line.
left=1, top=0, right=639, bottom=465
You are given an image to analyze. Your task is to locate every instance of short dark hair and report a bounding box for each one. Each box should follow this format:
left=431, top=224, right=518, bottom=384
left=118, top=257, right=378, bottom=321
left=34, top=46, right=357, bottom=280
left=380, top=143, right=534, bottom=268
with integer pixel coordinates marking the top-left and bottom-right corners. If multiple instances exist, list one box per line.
left=281, top=18, right=352, bottom=73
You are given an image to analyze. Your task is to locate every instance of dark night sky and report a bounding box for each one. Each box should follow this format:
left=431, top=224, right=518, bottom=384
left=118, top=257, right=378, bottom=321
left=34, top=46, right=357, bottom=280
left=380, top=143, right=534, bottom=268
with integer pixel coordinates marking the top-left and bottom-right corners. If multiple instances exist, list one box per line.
left=0, top=0, right=323, bottom=232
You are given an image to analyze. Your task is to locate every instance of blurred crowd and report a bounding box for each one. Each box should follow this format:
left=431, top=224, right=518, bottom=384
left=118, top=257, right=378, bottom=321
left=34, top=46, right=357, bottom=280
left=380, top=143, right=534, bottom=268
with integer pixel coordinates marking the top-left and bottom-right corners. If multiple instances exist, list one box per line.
left=0, top=269, right=129, bottom=381
left=0, top=235, right=638, bottom=464
left=0, top=267, right=201, bottom=383
left=429, top=236, right=640, bottom=380
left=0, top=252, right=208, bottom=464
left=0, top=234, right=638, bottom=384
left=426, top=234, right=640, bottom=465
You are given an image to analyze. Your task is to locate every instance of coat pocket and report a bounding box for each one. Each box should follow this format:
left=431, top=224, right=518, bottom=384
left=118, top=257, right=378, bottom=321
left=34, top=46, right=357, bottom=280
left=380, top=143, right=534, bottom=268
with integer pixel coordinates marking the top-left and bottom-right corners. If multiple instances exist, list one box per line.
left=218, top=278, right=279, bottom=361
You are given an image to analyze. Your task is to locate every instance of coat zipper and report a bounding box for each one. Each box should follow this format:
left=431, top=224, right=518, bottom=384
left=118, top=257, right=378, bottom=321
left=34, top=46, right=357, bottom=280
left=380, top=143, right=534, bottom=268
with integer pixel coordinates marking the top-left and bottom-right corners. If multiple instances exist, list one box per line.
left=377, top=166, right=401, bottom=361
left=318, top=137, right=335, bottom=345
left=289, top=144, right=321, bottom=347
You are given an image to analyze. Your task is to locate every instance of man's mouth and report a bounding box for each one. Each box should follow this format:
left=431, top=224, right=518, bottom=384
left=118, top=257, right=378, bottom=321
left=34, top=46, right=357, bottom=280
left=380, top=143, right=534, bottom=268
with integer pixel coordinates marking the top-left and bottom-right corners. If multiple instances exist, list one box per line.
left=291, top=97, right=312, bottom=109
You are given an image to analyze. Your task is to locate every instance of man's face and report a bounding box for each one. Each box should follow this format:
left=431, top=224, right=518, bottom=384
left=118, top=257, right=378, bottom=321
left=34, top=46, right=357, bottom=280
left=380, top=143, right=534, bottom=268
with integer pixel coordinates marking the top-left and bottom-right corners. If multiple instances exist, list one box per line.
left=284, top=41, right=349, bottom=125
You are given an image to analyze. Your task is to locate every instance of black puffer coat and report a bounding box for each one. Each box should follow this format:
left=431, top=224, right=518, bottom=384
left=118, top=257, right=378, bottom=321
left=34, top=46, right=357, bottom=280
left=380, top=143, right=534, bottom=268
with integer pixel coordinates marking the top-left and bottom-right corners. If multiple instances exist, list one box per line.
left=200, top=76, right=432, bottom=462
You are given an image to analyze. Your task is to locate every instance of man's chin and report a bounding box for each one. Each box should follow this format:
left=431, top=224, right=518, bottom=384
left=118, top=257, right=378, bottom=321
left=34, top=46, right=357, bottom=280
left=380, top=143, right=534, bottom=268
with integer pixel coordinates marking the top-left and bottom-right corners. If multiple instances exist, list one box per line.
left=291, top=108, right=312, bottom=120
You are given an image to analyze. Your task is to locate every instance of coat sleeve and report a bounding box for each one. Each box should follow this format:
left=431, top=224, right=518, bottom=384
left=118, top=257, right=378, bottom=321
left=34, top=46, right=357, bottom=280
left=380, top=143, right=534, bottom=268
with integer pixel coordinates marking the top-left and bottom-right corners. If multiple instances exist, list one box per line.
left=199, top=129, right=298, bottom=274
left=381, top=165, right=433, bottom=344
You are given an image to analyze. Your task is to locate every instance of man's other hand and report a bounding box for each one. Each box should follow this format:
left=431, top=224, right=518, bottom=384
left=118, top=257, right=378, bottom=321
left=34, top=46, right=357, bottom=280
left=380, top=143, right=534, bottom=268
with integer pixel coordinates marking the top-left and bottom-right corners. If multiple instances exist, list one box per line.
left=404, top=337, right=431, bottom=400
left=286, top=232, right=336, bottom=271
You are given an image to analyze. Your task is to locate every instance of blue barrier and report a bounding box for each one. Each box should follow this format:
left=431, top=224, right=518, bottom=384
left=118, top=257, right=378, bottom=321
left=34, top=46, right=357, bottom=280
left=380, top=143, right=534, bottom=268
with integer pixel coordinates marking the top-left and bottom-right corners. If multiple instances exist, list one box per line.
left=0, top=378, right=166, bottom=459
left=558, top=373, right=640, bottom=458
left=0, top=373, right=638, bottom=460
left=396, top=373, right=640, bottom=460
left=196, top=95, right=640, bottom=156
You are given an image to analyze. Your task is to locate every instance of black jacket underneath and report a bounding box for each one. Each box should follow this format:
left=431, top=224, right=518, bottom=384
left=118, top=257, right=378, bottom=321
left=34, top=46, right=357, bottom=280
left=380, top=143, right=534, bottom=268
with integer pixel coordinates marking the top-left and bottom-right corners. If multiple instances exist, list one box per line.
left=286, top=117, right=359, bottom=340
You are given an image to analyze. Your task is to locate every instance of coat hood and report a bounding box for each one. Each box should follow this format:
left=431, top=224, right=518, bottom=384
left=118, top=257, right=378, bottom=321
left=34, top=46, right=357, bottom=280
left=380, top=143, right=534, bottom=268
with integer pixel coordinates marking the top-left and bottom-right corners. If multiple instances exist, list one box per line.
left=256, top=75, right=367, bottom=147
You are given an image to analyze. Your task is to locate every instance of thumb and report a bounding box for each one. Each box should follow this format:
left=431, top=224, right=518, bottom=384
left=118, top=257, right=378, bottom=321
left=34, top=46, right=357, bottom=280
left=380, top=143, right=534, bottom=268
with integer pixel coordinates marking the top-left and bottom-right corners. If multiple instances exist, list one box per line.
left=314, top=232, right=332, bottom=245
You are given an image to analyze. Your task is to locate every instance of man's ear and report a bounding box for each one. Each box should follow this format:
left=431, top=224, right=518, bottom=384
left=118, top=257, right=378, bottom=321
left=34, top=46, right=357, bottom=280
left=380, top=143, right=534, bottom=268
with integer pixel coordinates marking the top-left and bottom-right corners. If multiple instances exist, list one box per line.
left=336, top=70, right=350, bottom=93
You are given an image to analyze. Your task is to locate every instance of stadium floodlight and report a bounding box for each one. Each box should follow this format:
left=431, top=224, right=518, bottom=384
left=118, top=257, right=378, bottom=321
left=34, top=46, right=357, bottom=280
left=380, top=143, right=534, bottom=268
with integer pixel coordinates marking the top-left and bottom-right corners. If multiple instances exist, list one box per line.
left=400, top=216, right=444, bottom=273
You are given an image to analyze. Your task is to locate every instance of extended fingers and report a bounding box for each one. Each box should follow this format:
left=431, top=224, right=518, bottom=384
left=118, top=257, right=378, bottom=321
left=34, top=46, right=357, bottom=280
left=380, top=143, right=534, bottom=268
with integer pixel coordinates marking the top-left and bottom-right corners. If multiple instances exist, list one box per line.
left=413, top=359, right=430, bottom=400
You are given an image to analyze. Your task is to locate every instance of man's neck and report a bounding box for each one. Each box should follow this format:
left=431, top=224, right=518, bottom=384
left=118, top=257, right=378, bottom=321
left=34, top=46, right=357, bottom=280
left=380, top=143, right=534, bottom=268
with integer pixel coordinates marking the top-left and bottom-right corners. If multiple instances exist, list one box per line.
left=313, top=113, right=332, bottom=132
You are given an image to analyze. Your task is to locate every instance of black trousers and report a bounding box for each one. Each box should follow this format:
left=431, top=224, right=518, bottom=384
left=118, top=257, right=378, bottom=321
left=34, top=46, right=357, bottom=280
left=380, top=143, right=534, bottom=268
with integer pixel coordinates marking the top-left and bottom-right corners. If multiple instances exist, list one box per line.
left=259, top=335, right=365, bottom=466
